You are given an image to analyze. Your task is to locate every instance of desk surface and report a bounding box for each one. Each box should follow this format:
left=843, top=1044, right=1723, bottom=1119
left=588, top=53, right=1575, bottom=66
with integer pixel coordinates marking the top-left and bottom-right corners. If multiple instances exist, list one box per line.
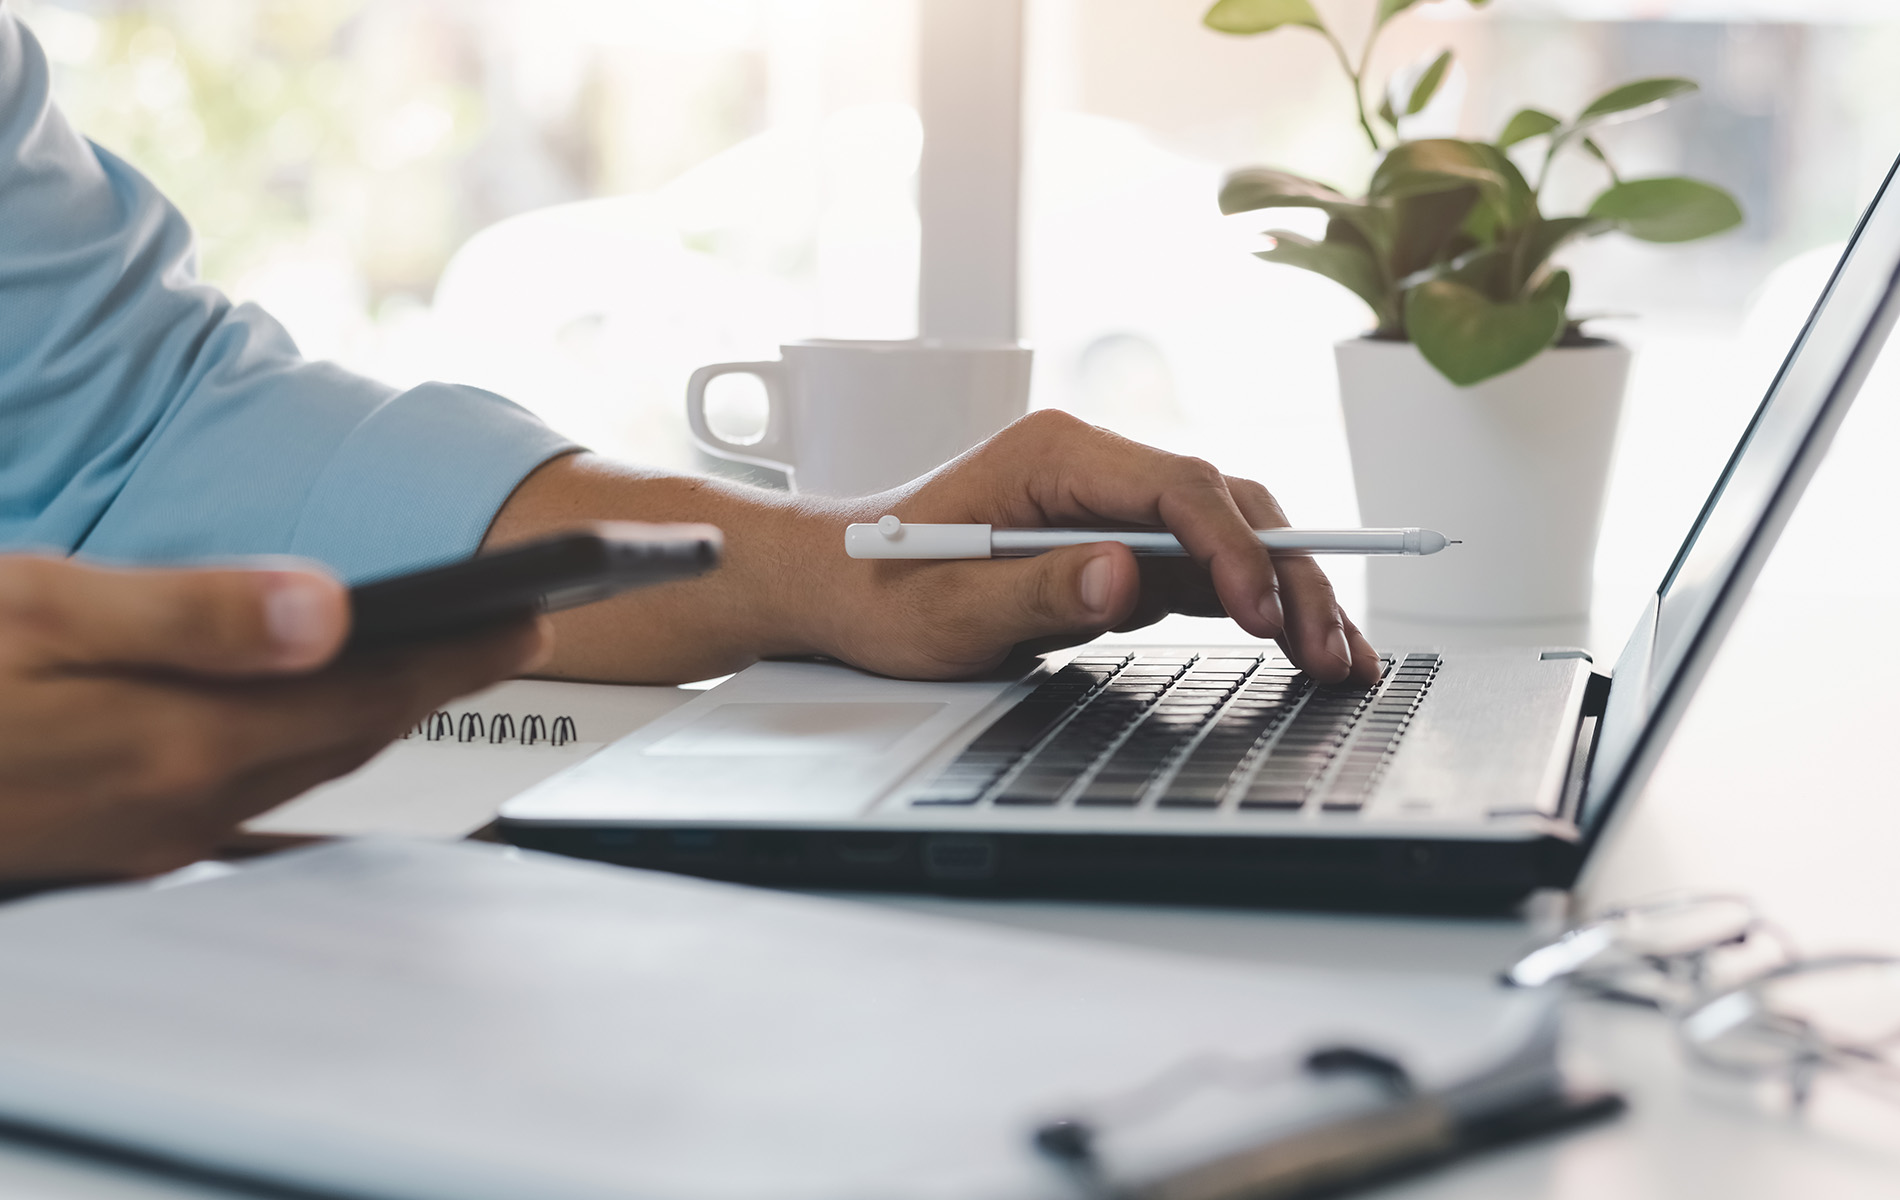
left=1, top=583, right=1894, bottom=1199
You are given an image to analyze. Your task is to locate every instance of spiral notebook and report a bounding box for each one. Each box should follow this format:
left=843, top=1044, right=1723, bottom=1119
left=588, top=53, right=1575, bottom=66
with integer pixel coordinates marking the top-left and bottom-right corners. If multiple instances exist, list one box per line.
left=244, top=679, right=694, bottom=839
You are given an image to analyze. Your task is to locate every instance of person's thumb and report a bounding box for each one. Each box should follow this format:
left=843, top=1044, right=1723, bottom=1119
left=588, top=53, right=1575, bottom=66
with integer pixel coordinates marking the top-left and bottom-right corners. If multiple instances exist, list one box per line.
left=936, top=542, right=1138, bottom=650
left=1, top=556, right=347, bottom=676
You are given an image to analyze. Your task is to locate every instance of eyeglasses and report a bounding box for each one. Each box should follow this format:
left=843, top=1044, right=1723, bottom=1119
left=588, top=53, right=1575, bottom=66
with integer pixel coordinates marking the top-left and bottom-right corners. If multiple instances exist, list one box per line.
left=1503, top=893, right=1900, bottom=1110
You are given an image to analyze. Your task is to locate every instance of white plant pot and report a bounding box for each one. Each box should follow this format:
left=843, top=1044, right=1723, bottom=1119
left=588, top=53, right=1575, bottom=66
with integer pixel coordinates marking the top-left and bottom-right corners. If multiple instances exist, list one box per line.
left=1335, top=337, right=1632, bottom=645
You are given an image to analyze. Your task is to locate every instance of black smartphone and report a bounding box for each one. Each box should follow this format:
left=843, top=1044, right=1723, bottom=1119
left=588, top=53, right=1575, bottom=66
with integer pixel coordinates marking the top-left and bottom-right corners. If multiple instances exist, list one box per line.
left=346, top=522, right=722, bottom=650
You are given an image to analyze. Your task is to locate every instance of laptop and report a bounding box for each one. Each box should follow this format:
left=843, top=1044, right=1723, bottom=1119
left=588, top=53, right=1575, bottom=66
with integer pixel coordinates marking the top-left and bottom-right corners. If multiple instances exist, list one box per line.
left=501, top=155, right=1900, bottom=913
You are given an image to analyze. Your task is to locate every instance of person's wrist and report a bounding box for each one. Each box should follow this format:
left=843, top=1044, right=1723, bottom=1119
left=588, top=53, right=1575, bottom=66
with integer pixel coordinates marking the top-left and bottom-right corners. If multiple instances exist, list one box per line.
left=758, top=492, right=889, bottom=665
left=714, top=491, right=843, bottom=663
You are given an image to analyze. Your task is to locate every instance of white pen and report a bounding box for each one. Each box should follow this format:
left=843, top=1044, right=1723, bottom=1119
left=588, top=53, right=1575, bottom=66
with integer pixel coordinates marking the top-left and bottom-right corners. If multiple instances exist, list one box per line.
left=845, top=516, right=1459, bottom=559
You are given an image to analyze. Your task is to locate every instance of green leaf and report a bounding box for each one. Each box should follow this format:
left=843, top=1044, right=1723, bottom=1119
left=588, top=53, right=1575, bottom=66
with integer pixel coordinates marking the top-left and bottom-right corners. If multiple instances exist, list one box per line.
left=1406, top=49, right=1454, bottom=116
left=1533, top=267, right=1572, bottom=317
left=1378, top=90, right=1399, bottom=131
left=1398, top=243, right=1504, bottom=295
left=1219, top=167, right=1395, bottom=257
left=1576, top=77, right=1698, bottom=126
left=1218, top=167, right=1346, bottom=214
left=1256, top=230, right=1388, bottom=320
left=1587, top=177, right=1743, bottom=243
left=1497, top=108, right=1561, bottom=149
left=1405, top=279, right=1566, bottom=386
left=1390, top=185, right=1482, bottom=280
left=1382, top=0, right=1488, bottom=20
left=1466, top=142, right=1537, bottom=228
left=1519, top=216, right=1612, bottom=279
left=1443, top=243, right=1519, bottom=299
left=1256, top=230, right=1387, bottom=314
left=1579, top=136, right=1620, bottom=184
left=1461, top=196, right=1502, bottom=246
left=1203, top=0, right=1322, bottom=34
left=1369, top=139, right=1503, bottom=201
left=1382, top=0, right=1489, bottom=14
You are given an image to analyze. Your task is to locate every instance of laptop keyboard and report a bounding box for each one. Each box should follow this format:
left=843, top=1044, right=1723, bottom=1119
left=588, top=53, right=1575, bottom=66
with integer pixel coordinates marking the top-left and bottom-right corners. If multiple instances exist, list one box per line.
left=909, top=651, right=1441, bottom=815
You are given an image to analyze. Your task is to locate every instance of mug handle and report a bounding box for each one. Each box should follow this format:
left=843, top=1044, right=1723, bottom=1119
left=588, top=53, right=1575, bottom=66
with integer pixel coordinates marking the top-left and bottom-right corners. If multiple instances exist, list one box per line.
left=686, top=361, right=795, bottom=474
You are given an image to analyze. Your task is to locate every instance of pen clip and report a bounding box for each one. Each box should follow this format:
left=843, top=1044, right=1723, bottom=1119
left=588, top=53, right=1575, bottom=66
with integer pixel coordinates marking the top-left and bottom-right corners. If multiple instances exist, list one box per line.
left=844, top=517, right=993, bottom=559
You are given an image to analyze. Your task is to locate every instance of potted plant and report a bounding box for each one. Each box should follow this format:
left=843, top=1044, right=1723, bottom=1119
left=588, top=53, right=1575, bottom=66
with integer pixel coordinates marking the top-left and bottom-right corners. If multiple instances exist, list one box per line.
left=1205, top=0, right=1743, bottom=642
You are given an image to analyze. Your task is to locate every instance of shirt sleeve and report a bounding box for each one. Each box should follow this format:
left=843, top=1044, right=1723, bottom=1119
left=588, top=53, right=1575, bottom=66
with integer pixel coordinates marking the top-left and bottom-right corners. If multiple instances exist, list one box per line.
left=0, top=12, right=578, bottom=583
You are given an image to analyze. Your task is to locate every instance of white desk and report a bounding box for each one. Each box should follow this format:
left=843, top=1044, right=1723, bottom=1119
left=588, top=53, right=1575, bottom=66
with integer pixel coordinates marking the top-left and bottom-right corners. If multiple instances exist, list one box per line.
left=1, top=582, right=1895, bottom=1198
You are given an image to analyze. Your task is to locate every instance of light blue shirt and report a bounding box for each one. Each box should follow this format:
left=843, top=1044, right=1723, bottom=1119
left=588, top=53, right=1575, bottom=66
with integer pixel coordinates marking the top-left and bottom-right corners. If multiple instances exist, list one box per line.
left=0, top=12, right=577, bottom=582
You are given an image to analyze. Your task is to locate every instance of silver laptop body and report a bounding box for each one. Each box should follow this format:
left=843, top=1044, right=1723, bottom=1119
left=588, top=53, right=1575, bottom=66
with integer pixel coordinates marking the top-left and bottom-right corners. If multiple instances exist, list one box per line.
left=503, top=155, right=1900, bottom=912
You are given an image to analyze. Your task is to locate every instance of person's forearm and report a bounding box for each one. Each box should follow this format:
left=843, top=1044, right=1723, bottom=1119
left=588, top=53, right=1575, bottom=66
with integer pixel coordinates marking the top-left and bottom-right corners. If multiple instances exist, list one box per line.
left=483, top=453, right=850, bottom=683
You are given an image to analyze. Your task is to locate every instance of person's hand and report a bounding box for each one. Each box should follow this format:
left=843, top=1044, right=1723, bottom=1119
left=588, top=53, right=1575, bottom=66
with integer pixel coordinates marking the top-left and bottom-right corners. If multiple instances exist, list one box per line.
left=818, top=410, right=1381, bottom=684
left=0, top=556, right=549, bottom=883
left=478, top=414, right=1378, bottom=685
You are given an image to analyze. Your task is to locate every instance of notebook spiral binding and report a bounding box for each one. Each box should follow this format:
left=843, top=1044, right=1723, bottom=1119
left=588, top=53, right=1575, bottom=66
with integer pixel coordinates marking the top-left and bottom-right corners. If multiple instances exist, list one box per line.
left=405, top=711, right=579, bottom=747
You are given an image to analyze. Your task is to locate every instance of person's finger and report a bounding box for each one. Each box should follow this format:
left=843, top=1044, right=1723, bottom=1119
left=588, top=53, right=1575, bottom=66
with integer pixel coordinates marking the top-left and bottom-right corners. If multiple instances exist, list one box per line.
left=205, top=739, right=395, bottom=831
left=1337, top=611, right=1381, bottom=687
left=1101, top=559, right=1221, bottom=635
left=207, top=617, right=554, bottom=773
left=886, top=543, right=1140, bottom=676
left=86, top=616, right=552, bottom=802
left=0, top=556, right=347, bottom=675
left=973, top=413, right=1286, bottom=640
left=1219, top=475, right=1367, bottom=684
left=1136, top=558, right=1225, bottom=617
left=44, top=737, right=397, bottom=882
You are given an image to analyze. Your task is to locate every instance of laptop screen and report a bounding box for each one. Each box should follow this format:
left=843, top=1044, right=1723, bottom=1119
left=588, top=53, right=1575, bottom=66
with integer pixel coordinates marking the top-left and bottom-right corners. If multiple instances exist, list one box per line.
left=1583, top=154, right=1900, bottom=837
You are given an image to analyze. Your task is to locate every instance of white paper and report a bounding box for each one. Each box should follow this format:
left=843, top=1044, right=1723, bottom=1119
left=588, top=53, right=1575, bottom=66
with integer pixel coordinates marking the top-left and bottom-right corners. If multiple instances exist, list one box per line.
left=245, top=680, right=692, bottom=837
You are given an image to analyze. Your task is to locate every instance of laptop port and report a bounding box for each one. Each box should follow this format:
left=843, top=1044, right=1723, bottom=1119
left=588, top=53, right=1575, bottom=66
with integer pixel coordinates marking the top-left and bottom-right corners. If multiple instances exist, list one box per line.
left=923, top=835, right=998, bottom=881
left=667, top=830, right=721, bottom=859
left=833, top=834, right=908, bottom=866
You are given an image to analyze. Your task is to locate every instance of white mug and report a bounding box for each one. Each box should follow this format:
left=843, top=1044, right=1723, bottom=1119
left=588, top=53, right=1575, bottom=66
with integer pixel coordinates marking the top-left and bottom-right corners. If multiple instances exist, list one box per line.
left=685, top=339, right=1033, bottom=496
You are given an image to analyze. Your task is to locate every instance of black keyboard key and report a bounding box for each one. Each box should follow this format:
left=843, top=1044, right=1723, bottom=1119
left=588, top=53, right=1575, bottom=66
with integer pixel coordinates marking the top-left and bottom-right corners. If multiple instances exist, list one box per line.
left=995, top=772, right=1074, bottom=806
left=913, top=789, right=985, bottom=806
left=1162, top=774, right=1235, bottom=803
left=1178, top=745, right=1259, bottom=773
left=1240, top=795, right=1307, bottom=811
left=1152, top=707, right=1221, bottom=721
left=1076, top=778, right=1150, bottom=806
left=966, top=707, right=1071, bottom=754
left=1196, top=732, right=1268, bottom=752
left=1157, top=794, right=1222, bottom=809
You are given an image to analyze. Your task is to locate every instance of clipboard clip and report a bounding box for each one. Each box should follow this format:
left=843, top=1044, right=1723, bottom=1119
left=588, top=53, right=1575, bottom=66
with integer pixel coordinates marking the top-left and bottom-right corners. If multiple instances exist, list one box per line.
left=1032, top=1043, right=1423, bottom=1200
left=1031, top=1042, right=1621, bottom=1200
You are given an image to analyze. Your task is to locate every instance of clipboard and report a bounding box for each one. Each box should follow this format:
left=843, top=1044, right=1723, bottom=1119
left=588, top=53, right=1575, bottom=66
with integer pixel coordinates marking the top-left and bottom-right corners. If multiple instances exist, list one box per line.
left=0, top=840, right=1618, bottom=1200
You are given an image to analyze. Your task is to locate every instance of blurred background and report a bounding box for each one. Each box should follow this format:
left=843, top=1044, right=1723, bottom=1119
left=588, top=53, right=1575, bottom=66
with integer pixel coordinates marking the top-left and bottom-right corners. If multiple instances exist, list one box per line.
left=17, top=0, right=1900, bottom=653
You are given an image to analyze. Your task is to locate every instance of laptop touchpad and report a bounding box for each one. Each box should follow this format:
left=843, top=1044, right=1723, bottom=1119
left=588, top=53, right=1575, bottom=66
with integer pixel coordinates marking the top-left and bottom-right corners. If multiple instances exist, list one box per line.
left=643, top=702, right=946, bottom=758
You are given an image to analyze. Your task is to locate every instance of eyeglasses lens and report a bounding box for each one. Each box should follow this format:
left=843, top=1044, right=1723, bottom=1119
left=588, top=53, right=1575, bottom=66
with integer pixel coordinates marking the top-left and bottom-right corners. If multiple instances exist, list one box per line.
left=1684, top=959, right=1900, bottom=1098
left=1609, top=895, right=1757, bottom=959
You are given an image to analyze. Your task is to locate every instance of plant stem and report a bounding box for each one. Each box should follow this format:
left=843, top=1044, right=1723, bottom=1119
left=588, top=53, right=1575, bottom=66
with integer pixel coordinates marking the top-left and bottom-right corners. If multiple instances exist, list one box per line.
left=1534, top=134, right=1564, bottom=199
left=1320, top=26, right=1381, bottom=153
left=1534, top=129, right=1619, bottom=200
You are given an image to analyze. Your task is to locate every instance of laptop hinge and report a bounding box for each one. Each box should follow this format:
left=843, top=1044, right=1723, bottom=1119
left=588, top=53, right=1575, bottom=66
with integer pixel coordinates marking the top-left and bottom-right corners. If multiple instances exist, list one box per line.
left=1581, top=671, right=1612, bottom=718
left=1557, top=673, right=1612, bottom=826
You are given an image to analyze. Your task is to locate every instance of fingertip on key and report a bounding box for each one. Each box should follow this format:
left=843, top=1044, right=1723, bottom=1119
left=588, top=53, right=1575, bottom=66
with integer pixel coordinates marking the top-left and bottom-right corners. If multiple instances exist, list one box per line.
left=1255, top=588, right=1285, bottom=637
left=1325, top=626, right=1352, bottom=671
